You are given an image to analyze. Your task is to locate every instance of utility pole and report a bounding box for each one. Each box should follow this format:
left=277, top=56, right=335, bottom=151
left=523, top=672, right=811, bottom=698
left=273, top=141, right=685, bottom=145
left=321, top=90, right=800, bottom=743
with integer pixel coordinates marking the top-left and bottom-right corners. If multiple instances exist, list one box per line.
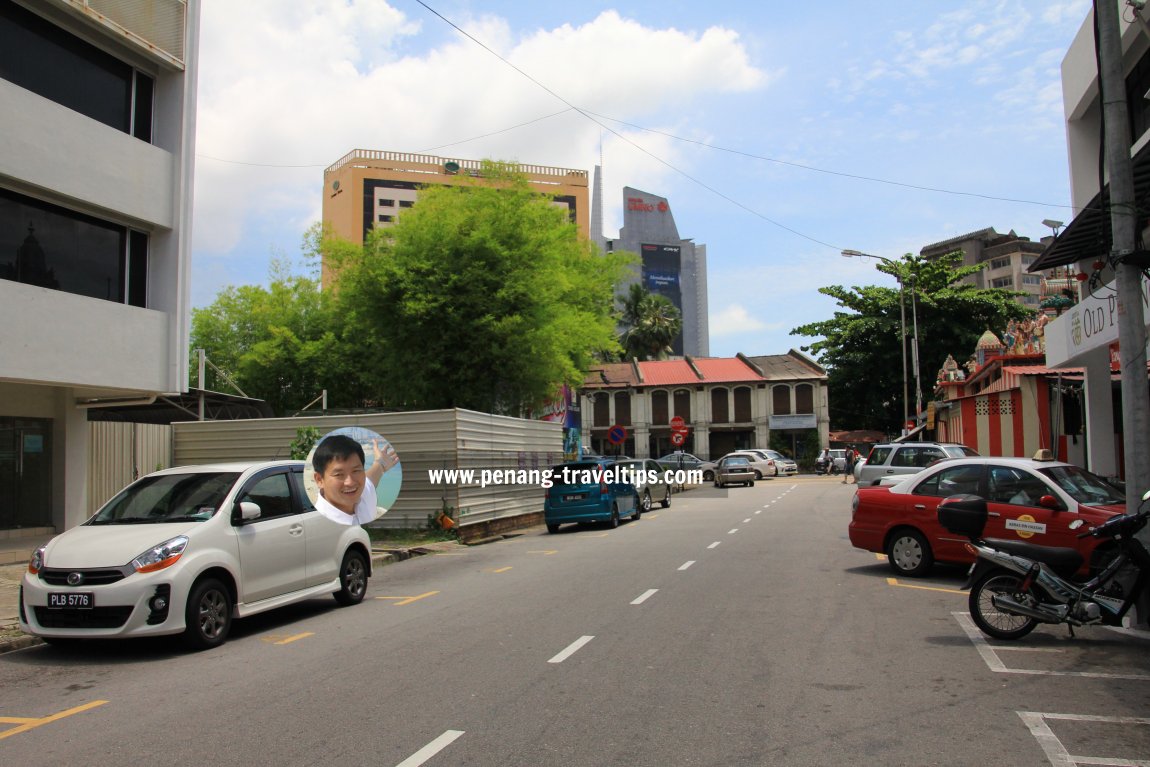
left=1097, top=0, right=1150, bottom=519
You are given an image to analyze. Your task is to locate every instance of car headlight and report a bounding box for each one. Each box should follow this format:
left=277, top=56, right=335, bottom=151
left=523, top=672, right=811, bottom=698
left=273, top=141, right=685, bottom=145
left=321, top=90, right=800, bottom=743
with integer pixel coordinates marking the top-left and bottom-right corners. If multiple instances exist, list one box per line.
left=132, top=535, right=189, bottom=573
left=28, top=546, right=45, bottom=575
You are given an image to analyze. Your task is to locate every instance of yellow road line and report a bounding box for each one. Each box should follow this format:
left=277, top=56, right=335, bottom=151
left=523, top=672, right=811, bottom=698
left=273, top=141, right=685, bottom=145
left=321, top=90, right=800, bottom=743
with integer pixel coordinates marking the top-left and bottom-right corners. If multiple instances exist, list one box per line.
left=646, top=514, right=659, bottom=519
left=273, top=632, right=314, bottom=645
left=886, top=577, right=965, bottom=595
left=0, top=717, right=37, bottom=724
left=490, top=567, right=512, bottom=573
left=875, top=553, right=886, bottom=561
left=528, top=550, right=558, bottom=555
left=0, top=700, right=108, bottom=741
left=376, top=591, right=439, bottom=606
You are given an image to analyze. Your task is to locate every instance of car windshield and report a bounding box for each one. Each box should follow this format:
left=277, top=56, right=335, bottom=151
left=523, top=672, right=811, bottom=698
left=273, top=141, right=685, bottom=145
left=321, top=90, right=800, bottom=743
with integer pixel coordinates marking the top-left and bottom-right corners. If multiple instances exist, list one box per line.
left=1039, top=465, right=1125, bottom=506
left=88, top=472, right=240, bottom=525
left=944, top=445, right=980, bottom=458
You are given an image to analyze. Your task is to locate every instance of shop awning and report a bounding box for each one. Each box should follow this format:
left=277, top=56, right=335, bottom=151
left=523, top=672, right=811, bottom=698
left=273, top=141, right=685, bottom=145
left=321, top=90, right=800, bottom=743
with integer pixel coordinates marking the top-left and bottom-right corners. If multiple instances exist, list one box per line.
left=1029, top=140, right=1150, bottom=273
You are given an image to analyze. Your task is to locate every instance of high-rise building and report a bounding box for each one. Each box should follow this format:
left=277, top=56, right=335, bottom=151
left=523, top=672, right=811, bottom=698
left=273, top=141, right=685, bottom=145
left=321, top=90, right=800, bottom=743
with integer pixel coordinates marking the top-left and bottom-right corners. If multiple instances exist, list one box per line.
left=0, top=0, right=200, bottom=533
left=322, top=149, right=590, bottom=285
left=601, top=182, right=709, bottom=357
left=919, top=227, right=1046, bottom=310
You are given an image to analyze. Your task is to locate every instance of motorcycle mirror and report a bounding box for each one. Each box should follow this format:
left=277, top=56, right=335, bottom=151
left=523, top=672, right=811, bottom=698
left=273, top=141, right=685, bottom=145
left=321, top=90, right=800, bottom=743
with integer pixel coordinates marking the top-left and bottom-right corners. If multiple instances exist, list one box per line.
left=1068, top=519, right=1086, bottom=530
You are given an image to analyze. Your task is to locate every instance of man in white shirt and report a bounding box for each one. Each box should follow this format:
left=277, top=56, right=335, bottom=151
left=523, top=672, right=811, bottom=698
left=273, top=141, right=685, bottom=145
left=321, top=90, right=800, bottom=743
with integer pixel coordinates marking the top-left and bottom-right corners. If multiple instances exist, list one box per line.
left=312, top=434, right=398, bottom=525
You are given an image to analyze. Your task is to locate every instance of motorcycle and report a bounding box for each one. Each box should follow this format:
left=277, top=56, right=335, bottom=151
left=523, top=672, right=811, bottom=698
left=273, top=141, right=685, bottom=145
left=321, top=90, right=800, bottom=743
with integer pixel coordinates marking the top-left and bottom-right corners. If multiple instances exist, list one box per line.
left=937, top=492, right=1150, bottom=640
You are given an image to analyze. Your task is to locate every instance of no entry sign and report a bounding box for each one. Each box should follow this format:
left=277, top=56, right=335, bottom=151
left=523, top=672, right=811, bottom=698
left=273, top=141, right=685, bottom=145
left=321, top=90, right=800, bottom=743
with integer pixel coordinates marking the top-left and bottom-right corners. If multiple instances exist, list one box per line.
left=607, top=424, right=627, bottom=445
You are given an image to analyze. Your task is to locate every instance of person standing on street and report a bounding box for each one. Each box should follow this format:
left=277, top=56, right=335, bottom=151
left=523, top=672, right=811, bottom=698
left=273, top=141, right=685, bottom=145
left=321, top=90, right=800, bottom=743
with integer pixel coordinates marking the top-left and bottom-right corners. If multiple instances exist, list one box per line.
left=843, top=448, right=857, bottom=484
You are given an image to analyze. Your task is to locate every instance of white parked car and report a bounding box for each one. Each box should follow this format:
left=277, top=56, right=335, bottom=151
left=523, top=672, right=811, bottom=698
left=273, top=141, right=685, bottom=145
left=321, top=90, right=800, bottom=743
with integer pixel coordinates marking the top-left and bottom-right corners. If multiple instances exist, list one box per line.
left=20, top=460, right=372, bottom=650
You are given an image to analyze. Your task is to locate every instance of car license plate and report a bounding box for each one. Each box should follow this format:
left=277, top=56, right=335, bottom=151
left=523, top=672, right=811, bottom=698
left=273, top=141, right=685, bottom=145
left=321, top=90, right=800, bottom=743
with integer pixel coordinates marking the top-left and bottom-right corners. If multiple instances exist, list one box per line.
left=48, top=592, right=93, bottom=609
left=563, top=494, right=584, bottom=502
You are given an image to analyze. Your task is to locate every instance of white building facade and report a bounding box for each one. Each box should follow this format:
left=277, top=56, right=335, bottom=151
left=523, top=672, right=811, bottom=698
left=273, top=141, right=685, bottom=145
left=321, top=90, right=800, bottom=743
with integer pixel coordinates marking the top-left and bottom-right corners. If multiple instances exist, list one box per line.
left=0, top=0, right=200, bottom=533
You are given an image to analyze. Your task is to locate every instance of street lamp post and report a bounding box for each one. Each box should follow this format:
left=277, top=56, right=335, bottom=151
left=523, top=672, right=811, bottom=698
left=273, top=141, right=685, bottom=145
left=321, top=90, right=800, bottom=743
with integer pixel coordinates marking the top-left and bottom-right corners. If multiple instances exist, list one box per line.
left=842, top=249, right=912, bottom=433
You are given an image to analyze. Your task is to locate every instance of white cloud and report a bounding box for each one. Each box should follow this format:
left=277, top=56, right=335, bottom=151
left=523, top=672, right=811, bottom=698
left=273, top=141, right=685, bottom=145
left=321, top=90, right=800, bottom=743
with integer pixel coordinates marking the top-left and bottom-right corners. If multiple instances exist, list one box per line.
left=709, top=304, right=770, bottom=337
left=191, top=4, right=771, bottom=261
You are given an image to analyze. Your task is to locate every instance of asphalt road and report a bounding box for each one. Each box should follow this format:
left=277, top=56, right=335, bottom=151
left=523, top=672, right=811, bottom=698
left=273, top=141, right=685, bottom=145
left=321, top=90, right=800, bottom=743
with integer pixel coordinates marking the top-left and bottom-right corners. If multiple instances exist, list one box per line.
left=2, top=478, right=1148, bottom=766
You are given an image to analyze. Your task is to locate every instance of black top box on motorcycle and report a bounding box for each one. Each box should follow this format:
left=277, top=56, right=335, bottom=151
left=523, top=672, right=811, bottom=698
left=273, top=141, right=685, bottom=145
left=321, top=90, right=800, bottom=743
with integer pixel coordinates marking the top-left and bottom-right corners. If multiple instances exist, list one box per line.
left=937, top=494, right=988, bottom=537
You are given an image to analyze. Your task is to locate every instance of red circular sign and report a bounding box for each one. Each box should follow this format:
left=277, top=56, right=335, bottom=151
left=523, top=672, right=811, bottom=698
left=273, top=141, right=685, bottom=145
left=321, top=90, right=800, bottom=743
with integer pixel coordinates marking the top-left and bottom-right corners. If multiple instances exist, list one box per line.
left=670, top=416, right=685, bottom=430
left=670, top=432, right=686, bottom=447
left=607, top=424, right=627, bottom=445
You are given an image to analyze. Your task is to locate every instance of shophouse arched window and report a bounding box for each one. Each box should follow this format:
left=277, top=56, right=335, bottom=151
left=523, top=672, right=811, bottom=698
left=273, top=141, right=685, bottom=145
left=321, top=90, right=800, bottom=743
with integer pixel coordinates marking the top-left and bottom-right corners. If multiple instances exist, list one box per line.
left=592, top=393, right=610, bottom=427
left=711, top=388, right=729, bottom=424
left=772, top=384, right=791, bottom=415
left=734, top=387, right=752, bottom=422
left=795, top=383, right=814, bottom=414
left=651, top=390, right=669, bottom=424
left=614, top=391, right=632, bottom=426
left=674, top=389, right=692, bottom=422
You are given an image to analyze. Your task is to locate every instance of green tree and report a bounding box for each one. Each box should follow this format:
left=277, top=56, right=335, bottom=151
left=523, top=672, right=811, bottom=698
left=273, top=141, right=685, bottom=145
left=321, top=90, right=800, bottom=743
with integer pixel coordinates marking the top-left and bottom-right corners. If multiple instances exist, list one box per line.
left=618, top=283, right=683, bottom=361
left=190, top=242, right=372, bottom=415
left=791, top=252, right=1032, bottom=434
left=332, top=162, right=632, bottom=414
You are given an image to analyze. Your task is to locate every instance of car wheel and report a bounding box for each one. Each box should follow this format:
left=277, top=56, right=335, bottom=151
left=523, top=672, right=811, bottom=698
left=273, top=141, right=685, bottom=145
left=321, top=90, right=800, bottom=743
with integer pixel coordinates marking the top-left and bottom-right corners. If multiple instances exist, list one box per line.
left=546, top=523, right=560, bottom=534
left=632, top=494, right=642, bottom=521
left=753, top=470, right=763, bottom=480
left=640, top=490, right=652, bottom=513
left=886, top=529, right=934, bottom=577
left=773, top=465, right=780, bottom=477
left=608, top=504, right=620, bottom=529
left=703, top=470, right=714, bottom=481
left=334, top=549, right=369, bottom=606
left=748, top=481, right=755, bottom=487
left=183, top=577, right=232, bottom=651
left=661, top=491, right=671, bottom=508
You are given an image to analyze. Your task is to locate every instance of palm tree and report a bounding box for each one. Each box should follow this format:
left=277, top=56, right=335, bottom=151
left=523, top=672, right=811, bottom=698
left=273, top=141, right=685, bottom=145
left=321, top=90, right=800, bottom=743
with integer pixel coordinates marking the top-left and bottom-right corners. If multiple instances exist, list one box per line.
left=618, top=284, right=682, bottom=360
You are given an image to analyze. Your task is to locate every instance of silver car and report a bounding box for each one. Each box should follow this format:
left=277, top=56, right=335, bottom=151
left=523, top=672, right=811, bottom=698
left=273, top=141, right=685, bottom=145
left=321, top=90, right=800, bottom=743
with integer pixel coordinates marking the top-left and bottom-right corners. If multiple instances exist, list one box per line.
left=758, top=449, right=798, bottom=476
left=855, top=442, right=979, bottom=485
left=615, top=459, right=673, bottom=511
left=713, top=455, right=757, bottom=488
left=724, top=450, right=778, bottom=479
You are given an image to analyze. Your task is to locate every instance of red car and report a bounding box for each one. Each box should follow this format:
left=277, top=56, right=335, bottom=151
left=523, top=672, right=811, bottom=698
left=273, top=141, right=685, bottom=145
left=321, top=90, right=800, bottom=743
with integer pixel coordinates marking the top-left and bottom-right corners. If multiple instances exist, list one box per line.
left=848, top=456, right=1124, bottom=577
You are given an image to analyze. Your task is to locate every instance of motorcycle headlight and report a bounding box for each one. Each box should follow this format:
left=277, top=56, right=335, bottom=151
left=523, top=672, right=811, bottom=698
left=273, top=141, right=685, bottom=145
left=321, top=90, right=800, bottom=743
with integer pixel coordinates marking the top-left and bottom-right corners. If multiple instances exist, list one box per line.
left=28, top=546, right=45, bottom=575
left=132, top=535, right=189, bottom=573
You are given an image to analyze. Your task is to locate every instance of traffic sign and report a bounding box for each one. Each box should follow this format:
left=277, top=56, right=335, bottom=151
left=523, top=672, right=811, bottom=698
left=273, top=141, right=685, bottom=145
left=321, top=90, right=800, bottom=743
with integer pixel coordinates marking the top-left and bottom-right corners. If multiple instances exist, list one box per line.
left=670, top=416, right=685, bottom=430
left=670, top=431, right=686, bottom=447
left=607, top=424, right=627, bottom=445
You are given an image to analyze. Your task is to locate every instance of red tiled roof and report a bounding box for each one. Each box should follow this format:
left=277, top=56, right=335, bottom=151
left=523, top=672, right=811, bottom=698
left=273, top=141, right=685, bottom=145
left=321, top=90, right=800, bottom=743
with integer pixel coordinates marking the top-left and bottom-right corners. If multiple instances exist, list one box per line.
left=639, top=360, right=701, bottom=386
left=691, top=357, right=765, bottom=383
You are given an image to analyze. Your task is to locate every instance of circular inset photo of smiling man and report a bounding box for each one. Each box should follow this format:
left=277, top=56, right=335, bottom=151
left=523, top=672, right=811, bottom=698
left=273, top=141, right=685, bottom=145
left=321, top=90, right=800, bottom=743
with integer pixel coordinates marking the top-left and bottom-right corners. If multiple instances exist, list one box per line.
left=304, top=427, right=402, bottom=525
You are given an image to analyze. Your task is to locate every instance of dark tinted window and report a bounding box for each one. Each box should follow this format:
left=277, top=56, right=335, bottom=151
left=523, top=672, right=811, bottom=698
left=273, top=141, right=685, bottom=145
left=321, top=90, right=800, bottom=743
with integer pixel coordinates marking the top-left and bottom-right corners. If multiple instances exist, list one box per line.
left=0, top=187, right=146, bottom=305
left=238, top=473, right=296, bottom=519
left=0, top=0, right=151, bottom=140
left=913, top=465, right=983, bottom=498
left=867, top=447, right=892, bottom=465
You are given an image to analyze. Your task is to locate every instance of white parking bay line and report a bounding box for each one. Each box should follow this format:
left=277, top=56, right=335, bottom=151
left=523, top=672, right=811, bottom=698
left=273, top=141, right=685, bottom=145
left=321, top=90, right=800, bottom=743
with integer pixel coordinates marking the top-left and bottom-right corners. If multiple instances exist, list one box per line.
left=395, top=730, right=466, bottom=767
left=708, top=542, right=721, bottom=549
left=631, top=589, right=659, bottom=605
left=1019, top=712, right=1150, bottom=767
left=549, top=635, right=595, bottom=663
left=679, top=560, right=696, bottom=571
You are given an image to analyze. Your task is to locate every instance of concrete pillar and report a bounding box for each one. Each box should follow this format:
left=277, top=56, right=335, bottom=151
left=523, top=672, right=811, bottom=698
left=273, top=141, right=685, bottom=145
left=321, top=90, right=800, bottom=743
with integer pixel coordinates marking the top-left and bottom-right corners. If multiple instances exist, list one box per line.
left=1082, top=347, right=1118, bottom=478
left=57, top=388, right=90, bottom=530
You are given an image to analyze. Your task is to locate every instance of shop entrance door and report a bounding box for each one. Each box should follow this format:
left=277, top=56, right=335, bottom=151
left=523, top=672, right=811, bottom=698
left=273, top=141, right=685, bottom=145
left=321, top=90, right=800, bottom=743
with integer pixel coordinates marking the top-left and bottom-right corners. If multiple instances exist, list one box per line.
left=0, top=418, right=53, bottom=530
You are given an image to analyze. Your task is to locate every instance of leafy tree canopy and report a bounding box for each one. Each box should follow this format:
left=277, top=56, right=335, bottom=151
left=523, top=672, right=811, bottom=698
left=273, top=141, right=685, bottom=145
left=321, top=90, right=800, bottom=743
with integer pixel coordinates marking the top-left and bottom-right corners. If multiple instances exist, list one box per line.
left=189, top=230, right=374, bottom=415
left=791, top=252, right=1032, bottom=433
left=331, top=162, right=633, bottom=415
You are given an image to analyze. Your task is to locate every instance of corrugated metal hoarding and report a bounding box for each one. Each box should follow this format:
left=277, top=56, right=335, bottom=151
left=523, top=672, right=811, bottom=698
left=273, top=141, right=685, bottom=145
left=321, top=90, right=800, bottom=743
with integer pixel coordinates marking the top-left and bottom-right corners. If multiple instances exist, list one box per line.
left=87, top=422, right=171, bottom=514
left=171, top=409, right=562, bottom=530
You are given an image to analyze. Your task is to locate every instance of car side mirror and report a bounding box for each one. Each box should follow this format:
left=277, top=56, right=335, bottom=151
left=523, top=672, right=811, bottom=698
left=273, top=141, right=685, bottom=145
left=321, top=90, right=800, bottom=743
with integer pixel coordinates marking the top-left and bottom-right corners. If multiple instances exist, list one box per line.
left=234, top=501, right=261, bottom=524
left=1038, top=495, right=1063, bottom=511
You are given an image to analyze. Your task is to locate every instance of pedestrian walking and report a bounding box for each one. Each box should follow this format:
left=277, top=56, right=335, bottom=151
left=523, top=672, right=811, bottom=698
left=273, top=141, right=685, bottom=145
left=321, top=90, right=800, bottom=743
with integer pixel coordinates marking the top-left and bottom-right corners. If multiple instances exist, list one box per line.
left=843, top=448, right=857, bottom=484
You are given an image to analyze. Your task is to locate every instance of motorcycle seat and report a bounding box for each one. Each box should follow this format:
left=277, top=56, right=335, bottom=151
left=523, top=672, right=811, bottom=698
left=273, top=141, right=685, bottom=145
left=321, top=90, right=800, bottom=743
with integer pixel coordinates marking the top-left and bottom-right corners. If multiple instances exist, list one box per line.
left=982, top=538, right=1084, bottom=578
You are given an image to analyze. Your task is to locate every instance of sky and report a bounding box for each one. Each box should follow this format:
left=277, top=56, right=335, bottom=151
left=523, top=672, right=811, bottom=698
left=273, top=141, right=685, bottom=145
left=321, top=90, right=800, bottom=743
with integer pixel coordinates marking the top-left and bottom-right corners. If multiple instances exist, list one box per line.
left=192, top=0, right=1093, bottom=360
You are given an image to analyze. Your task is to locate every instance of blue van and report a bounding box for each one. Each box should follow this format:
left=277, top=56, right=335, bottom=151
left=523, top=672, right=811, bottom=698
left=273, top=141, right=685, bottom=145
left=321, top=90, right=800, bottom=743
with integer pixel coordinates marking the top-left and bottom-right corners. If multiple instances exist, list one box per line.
left=544, top=459, right=640, bottom=533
